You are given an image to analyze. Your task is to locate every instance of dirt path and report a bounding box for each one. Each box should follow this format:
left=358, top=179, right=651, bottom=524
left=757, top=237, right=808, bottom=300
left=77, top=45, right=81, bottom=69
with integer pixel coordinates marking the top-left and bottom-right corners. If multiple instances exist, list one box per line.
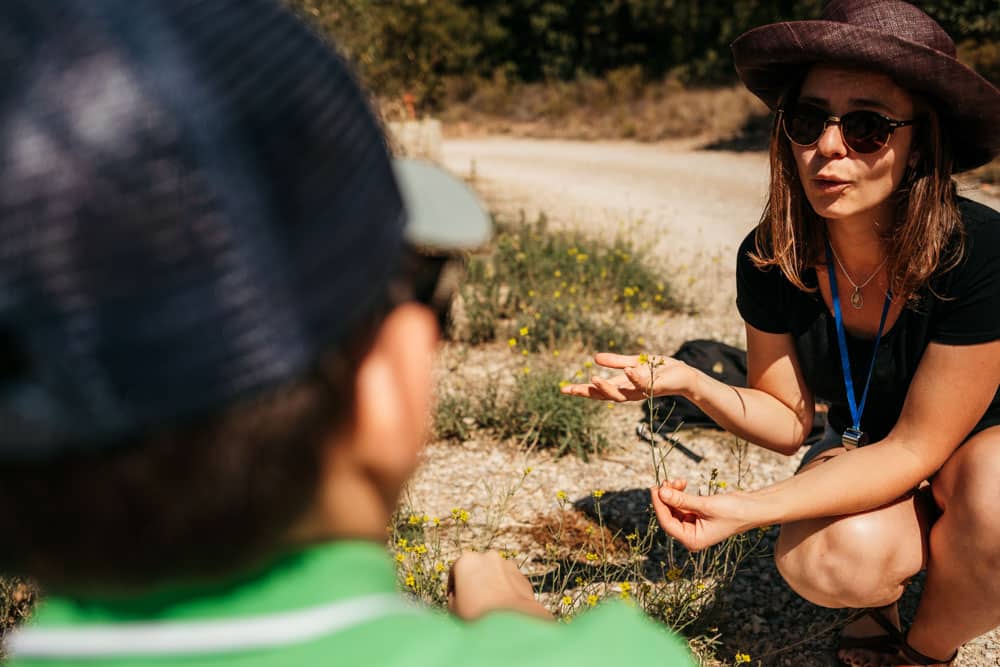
left=443, top=137, right=770, bottom=256
left=443, top=136, right=999, bottom=255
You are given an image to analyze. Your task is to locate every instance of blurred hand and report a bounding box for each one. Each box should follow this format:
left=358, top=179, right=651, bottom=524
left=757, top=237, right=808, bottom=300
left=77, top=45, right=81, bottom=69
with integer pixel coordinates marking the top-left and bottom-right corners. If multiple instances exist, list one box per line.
left=448, top=551, right=552, bottom=621
left=559, top=353, right=694, bottom=402
left=649, top=480, right=756, bottom=551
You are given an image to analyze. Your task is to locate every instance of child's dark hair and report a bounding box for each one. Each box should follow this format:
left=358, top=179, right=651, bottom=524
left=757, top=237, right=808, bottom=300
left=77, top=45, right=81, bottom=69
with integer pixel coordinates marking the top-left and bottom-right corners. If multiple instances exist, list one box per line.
left=0, top=308, right=383, bottom=593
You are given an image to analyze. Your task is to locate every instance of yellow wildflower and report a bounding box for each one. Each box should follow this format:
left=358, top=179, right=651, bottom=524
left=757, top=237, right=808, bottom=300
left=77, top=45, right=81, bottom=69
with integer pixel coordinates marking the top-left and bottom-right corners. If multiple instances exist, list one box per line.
left=395, top=553, right=405, bottom=563
left=576, top=253, right=588, bottom=263
left=414, top=545, right=427, bottom=555
left=585, top=553, right=598, bottom=562
left=405, top=574, right=415, bottom=588
left=735, top=653, right=751, bottom=664
left=717, top=480, right=728, bottom=489
left=561, top=595, right=573, bottom=606
left=407, top=514, right=422, bottom=525
left=508, top=338, right=517, bottom=348
left=450, top=508, right=470, bottom=523
left=396, top=538, right=408, bottom=548
left=592, top=489, right=605, bottom=499
left=556, top=490, right=568, bottom=501
left=434, top=562, right=445, bottom=573
left=586, top=594, right=598, bottom=607
left=638, top=353, right=649, bottom=365
left=519, top=326, right=529, bottom=336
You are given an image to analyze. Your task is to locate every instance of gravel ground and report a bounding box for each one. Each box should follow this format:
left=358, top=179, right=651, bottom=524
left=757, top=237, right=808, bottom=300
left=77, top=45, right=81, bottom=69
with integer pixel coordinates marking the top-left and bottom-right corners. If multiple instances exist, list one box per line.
left=406, top=137, right=1000, bottom=666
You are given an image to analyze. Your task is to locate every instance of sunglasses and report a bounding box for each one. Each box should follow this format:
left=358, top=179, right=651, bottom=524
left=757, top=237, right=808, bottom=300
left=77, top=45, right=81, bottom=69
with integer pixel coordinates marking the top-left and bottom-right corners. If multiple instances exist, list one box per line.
left=781, top=104, right=915, bottom=154
left=391, top=247, right=464, bottom=331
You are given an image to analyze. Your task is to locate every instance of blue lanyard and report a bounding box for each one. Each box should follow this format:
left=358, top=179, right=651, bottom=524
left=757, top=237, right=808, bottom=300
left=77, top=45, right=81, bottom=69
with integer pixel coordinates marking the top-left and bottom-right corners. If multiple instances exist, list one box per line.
left=824, top=238, right=892, bottom=446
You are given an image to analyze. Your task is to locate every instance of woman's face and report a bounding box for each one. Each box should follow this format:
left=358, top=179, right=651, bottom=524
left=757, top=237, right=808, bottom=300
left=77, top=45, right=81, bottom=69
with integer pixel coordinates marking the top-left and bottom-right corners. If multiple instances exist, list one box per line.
left=790, top=64, right=916, bottom=223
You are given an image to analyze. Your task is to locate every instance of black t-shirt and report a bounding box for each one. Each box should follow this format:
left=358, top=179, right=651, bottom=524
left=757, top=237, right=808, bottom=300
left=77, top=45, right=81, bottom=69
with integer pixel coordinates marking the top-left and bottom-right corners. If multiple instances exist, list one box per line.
left=736, top=197, right=1000, bottom=443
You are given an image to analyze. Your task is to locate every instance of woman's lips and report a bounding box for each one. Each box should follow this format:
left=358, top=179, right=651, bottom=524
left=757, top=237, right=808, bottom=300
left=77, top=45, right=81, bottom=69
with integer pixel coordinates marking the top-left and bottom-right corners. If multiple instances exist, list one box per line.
left=812, top=177, right=851, bottom=193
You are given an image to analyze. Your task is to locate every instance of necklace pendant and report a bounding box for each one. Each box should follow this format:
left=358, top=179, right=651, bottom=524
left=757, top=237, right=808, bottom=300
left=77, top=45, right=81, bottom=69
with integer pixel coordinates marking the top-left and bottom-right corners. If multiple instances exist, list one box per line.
left=850, top=288, right=864, bottom=309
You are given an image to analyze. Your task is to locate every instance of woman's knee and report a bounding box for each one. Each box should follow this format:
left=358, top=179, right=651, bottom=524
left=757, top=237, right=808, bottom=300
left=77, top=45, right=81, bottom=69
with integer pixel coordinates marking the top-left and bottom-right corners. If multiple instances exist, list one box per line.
left=775, top=510, right=923, bottom=608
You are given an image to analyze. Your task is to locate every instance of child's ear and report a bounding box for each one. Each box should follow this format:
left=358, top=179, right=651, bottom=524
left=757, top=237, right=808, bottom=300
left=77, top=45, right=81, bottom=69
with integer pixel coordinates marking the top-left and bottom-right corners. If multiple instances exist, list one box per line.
left=350, top=302, right=439, bottom=496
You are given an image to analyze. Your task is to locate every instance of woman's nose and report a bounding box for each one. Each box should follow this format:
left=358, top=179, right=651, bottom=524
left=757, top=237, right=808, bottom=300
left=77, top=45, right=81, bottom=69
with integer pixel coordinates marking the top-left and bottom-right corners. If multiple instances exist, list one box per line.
left=816, top=121, right=848, bottom=158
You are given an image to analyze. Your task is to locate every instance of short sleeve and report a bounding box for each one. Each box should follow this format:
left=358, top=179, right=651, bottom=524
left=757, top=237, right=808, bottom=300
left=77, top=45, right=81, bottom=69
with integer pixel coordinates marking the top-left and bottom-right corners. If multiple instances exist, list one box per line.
left=735, top=230, right=792, bottom=334
left=930, top=200, right=1000, bottom=345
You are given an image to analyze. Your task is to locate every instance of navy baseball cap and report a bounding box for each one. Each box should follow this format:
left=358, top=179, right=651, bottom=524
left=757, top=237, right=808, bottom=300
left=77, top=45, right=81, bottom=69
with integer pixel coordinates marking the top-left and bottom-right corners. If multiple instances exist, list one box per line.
left=0, top=0, right=490, bottom=460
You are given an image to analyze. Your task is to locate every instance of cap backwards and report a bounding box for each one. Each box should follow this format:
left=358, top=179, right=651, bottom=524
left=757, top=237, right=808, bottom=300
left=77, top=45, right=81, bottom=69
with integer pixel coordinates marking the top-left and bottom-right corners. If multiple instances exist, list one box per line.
left=0, top=0, right=406, bottom=459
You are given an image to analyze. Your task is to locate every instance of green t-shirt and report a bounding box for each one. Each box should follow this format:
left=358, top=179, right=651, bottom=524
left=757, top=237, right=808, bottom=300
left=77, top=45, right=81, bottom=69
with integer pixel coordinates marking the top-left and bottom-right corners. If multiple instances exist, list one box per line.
left=8, top=541, right=694, bottom=667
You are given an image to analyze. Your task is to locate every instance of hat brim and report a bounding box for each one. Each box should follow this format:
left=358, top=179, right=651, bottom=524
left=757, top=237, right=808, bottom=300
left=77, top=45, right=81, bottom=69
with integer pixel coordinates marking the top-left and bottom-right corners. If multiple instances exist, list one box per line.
left=392, top=159, right=492, bottom=253
left=732, top=20, right=1000, bottom=171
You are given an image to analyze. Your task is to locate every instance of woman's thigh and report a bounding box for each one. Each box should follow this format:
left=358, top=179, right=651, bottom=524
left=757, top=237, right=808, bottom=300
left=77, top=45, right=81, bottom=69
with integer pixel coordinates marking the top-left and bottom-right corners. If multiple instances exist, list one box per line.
left=929, top=425, right=1000, bottom=533
left=774, top=446, right=934, bottom=608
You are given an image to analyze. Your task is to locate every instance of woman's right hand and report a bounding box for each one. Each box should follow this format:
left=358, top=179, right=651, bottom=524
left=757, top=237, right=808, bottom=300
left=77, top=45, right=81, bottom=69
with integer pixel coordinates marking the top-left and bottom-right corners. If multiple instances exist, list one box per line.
left=650, top=480, right=758, bottom=551
left=559, top=353, right=695, bottom=402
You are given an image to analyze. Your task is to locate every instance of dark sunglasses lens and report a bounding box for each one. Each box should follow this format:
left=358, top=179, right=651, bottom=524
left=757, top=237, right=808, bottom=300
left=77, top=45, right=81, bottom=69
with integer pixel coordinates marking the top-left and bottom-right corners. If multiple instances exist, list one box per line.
left=784, top=106, right=828, bottom=145
left=841, top=111, right=890, bottom=153
left=412, top=255, right=459, bottom=329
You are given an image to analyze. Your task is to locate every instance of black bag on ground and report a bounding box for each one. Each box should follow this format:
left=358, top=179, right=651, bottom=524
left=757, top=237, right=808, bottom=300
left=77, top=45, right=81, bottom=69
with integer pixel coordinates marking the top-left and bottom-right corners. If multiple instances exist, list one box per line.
left=642, top=339, right=826, bottom=440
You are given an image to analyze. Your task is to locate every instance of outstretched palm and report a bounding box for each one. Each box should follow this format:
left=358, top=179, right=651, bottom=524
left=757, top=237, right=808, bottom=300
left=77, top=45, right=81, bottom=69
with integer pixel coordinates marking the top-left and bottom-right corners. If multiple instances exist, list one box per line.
left=560, top=353, right=692, bottom=402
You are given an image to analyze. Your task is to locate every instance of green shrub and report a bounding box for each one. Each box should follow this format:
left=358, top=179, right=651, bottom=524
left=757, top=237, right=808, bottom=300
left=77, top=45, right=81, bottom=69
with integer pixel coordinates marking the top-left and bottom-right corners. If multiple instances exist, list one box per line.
left=456, top=214, right=676, bottom=352
left=436, top=364, right=607, bottom=459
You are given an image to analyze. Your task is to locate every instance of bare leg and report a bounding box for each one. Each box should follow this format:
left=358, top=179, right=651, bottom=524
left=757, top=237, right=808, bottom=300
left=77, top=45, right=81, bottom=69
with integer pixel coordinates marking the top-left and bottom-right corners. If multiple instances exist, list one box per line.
left=904, top=426, right=1000, bottom=664
left=774, top=447, right=932, bottom=667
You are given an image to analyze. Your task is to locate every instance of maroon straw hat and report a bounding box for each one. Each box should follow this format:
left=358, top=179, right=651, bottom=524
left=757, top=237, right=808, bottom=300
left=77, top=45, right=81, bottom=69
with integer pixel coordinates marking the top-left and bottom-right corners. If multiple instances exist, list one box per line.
left=731, top=0, right=1000, bottom=172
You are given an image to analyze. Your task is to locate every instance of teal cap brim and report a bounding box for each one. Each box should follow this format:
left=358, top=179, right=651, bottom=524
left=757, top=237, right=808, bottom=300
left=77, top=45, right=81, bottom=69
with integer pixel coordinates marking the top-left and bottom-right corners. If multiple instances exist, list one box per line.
left=392, top=158, right=492, bottom=252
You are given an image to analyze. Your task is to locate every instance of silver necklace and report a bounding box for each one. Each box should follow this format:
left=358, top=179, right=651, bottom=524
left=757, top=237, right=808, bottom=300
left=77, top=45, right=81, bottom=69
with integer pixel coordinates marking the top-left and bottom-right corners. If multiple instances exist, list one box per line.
left=827, top=242, right=887, bottom=309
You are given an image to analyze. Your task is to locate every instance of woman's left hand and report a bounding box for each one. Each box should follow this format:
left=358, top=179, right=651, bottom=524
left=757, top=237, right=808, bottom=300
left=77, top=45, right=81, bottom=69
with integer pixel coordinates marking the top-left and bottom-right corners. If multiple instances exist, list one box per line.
left=560, top=352, right=695, bottom=402
left=650, top=480, right=758, bottom=551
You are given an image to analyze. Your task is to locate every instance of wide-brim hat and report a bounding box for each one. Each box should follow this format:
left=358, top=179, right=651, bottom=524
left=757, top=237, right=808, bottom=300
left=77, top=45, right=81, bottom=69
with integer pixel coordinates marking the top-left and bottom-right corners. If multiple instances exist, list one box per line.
left=731, top=0, right=1000, bottom=172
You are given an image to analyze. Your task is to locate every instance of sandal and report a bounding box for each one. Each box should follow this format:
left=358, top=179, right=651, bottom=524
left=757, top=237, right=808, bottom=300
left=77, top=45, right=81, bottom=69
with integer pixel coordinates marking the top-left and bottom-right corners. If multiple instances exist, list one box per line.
left=838, top=607, right=958, bottom=666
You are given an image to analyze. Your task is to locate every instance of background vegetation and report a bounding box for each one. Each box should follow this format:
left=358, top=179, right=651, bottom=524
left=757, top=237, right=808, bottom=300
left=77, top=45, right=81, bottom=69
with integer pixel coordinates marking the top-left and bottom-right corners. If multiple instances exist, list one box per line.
left=293, top=0, right=999, bottom=112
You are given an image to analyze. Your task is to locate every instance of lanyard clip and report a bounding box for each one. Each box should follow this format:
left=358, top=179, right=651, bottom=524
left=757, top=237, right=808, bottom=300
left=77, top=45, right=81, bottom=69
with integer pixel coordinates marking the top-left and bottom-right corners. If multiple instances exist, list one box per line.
left=842, top=427, right=869, bottom=449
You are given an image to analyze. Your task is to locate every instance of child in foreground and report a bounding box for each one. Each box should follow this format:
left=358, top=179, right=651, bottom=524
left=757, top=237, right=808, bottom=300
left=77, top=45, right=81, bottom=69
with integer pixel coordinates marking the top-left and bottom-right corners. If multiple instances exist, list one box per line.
left=0, top=1, right=694, bottom=666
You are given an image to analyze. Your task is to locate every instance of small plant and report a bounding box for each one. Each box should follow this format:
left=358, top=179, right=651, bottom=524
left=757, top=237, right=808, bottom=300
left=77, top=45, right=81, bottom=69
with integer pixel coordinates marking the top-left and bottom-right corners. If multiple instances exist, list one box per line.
left=455, top=214, right=677, bottom=351
left=436, top=363, right=608, bottom=459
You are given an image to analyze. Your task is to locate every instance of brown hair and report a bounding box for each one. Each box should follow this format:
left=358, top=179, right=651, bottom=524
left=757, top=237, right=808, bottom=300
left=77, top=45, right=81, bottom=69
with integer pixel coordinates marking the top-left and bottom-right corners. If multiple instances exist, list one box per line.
left=749, top=87, right=965, bottom=303
left=0, top=304, right=385, bottom=594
